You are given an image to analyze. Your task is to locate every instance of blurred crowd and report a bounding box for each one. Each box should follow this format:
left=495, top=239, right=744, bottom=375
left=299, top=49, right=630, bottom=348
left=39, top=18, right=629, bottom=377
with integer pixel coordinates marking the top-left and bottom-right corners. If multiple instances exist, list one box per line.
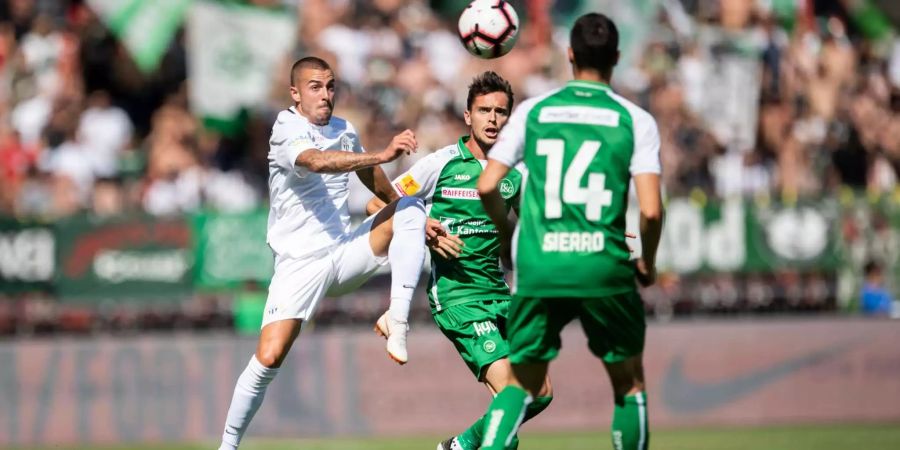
left=0, top=0, right=897, bottom=221
left=0, top=0, right=898, bottom=334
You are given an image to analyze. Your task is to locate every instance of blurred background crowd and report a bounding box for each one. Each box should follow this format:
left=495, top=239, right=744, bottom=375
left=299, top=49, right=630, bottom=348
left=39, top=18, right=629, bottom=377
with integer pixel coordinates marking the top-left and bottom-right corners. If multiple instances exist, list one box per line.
left=1, top=0, right=899, bottom=218
left=0, top=0, right=898, bottom=335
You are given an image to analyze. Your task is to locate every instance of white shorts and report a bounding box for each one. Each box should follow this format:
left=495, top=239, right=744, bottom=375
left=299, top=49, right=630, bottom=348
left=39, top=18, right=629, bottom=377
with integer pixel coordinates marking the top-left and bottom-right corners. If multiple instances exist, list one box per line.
left=262, top=215, right=388, bottom=327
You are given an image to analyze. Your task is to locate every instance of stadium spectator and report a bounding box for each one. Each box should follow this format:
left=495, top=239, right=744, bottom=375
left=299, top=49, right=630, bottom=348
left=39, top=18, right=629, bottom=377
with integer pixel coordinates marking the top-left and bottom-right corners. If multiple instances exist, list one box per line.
left=861, top=261, right=894, bottom=316
left=0, top=0, right=897, bottom=333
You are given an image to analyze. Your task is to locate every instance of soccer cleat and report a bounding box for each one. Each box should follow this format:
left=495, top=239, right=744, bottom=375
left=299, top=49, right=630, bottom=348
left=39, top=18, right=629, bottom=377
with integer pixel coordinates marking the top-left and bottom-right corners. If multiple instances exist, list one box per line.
left=374, top=312, right=409, bottom=365
left=437, top=437, right=465, bottom=450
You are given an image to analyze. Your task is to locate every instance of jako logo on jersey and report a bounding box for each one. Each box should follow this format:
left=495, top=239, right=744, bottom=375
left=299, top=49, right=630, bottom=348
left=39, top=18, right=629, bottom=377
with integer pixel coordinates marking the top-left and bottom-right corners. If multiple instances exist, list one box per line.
left=454, top=174, right=471, bottom=181
left=441, top=187, right=479, bottom=200
left=396, top=175, right=420, bottom=196
left=499, top=179, right=515, bottom=199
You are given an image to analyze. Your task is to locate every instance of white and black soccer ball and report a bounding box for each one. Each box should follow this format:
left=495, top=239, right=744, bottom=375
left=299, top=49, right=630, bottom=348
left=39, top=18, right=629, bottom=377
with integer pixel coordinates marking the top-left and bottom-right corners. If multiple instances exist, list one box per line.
left=457, top=0, right=520, bottom=59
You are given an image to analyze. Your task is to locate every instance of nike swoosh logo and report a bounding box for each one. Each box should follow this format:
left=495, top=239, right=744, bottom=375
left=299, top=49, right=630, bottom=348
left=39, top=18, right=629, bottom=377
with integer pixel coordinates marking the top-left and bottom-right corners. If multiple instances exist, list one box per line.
left=662, top=340, right=858, bottom=413
left=224, top=428, right=238, bottom=435
left=270, top=138, right=287, bottom=146
left=402, top=284, right=415, bottom=289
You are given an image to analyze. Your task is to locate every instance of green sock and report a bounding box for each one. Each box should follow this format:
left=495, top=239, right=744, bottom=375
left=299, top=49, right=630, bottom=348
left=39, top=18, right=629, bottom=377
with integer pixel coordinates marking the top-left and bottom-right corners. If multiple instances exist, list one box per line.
left=459, top=395, right=552, bottom=450
left=611, top=391, right=649, bottom=450
left=480, top=386, right=531, bottom=450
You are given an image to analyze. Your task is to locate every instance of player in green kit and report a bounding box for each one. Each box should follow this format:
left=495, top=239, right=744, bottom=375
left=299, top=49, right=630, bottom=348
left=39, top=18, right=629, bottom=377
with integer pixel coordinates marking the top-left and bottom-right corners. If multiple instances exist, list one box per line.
left=474, top=13, right=664, bottom=450
left=367, top=72, right=553, bottom=450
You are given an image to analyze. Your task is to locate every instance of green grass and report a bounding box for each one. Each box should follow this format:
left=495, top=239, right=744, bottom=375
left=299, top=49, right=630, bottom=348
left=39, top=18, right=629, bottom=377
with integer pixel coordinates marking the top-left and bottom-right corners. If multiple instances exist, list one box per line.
left=16, top=423, right=900, bottom=450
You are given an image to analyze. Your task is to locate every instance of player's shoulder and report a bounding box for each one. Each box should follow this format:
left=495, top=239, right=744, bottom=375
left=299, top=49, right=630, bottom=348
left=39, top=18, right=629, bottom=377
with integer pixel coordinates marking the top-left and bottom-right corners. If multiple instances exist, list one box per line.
left=327, top=115, right=357, bottom=134
left=272, top=107, right=309, bottom=134
left=422, top=143, right=463, bottom=167
left=515, top=88, right=565, bottom=116
left=605, top=90, right=657, bottom=129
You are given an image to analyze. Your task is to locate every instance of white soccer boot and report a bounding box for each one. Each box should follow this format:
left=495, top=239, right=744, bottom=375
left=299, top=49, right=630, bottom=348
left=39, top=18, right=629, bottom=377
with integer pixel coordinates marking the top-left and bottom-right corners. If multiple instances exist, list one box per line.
left=374, top=311, right=409, bottom=365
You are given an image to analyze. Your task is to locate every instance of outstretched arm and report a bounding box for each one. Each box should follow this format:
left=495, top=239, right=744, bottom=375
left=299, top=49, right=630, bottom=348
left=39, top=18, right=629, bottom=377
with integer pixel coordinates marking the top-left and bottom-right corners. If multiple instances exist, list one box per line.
left=296, top=149, right=384, bottom=173
left=295, top=129, right=417, bottom=174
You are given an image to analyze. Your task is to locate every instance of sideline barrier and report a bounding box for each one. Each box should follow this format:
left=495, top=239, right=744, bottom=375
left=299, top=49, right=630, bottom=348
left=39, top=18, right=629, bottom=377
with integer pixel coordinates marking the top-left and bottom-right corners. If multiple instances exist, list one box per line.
left=0, top=318, right=898, bottom=446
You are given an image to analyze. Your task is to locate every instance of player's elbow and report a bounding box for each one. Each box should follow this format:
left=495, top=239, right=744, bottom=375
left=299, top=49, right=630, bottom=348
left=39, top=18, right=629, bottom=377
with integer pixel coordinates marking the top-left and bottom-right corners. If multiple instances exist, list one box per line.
left=640, top=205, right=664, bottom=223
left=477, top=177, right=497, bottom=197
left=296, top=152, right=325, bottom=173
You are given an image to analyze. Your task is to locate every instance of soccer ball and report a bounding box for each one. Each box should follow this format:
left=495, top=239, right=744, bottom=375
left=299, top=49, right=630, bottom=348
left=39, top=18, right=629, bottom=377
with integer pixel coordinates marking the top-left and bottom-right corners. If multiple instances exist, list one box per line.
left=457, top=0, right=520, bottom=59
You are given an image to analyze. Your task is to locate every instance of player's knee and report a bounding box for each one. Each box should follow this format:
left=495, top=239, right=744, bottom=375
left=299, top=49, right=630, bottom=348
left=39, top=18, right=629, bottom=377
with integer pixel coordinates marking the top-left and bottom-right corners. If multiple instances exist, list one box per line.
left=394, top=196, right=426, bottom=231
left=255, top=347, right=287, bottom=368
left=612, top=378, right=644, bottom=402
left=538, top=379, right=553, bottom=398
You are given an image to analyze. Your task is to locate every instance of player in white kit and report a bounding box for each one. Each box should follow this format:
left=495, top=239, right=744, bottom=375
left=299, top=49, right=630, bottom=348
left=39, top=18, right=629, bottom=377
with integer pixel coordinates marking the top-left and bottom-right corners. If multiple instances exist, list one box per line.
left=218, top=57, right=430, bottom=450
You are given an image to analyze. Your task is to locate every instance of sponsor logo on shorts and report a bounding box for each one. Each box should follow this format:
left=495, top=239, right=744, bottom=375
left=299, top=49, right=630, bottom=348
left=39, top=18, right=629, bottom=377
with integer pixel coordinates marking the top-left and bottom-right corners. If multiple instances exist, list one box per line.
left=473, top=320, right=498, bottom=336
left=483, top=340, right=497, bottom=353
left=498, top=179, right=515, bottom=199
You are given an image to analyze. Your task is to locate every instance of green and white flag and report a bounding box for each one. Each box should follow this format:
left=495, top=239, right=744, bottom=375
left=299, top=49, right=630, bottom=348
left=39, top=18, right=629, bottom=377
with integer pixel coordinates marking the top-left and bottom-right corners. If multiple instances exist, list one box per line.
left=86, top=0, right=193, bottom=74
left=186, top=1, right=296, bottom=130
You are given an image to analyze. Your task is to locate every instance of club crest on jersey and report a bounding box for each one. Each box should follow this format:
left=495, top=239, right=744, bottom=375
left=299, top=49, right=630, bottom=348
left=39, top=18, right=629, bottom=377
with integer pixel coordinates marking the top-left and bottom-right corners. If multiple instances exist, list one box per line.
left=340, top=134, right=354, bottom=151
left=395, top=174, right=420, bottom=196
left=498, top=179, right=515, bottom=199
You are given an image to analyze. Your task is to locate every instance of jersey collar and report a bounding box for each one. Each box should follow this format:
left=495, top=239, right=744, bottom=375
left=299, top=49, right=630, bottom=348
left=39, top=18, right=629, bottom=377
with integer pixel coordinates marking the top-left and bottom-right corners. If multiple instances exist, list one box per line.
left=456, top=136, right=474, bottom=160
left=567, top=79, right=612, bottom=92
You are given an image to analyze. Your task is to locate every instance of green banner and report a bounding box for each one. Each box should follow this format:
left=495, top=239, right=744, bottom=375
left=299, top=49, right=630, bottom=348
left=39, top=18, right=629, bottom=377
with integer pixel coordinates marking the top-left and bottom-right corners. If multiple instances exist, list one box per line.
left=192, top=210, right=273, bottom=289
left=55, top=215, right=193, bottom=302
left=86, top=0, right=194, bottom=74
left=3, top=195, right=897, bottom=303
left=652, top=198, right=843, bottom=274
left=0, top=219, right=54, bottom=293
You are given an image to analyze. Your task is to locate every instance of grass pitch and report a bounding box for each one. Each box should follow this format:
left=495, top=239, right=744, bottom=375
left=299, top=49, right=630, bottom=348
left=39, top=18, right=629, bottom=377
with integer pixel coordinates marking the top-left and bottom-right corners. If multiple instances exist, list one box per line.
left=16, top=423, right=900, bottom=450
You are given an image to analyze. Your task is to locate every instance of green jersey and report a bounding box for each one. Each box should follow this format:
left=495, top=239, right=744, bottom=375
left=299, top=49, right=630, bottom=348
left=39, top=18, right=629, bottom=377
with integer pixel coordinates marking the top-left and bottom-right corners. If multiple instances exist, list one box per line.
left=489, top=80, right=661, bottom=298
left=391, top=136, right=523, bottom=312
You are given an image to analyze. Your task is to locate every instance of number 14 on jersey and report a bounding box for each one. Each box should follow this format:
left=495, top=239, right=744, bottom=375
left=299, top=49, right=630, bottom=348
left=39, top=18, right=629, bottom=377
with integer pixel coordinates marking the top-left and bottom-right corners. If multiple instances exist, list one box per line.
left=536, top=139, right=613, bottom=221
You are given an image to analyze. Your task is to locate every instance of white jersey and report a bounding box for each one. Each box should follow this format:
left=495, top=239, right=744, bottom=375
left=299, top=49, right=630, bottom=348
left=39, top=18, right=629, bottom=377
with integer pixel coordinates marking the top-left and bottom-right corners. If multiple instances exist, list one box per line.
left=266, top=107, right=365, bottom=259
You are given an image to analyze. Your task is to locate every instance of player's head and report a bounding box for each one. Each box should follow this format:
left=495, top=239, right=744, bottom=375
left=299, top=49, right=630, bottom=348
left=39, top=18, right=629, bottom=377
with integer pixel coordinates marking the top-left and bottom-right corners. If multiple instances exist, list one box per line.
left=568, top=13, right=619, bottom=79
left=464, top=71, right=514, bottom=151
left=290, top=56, right=335, bottom=126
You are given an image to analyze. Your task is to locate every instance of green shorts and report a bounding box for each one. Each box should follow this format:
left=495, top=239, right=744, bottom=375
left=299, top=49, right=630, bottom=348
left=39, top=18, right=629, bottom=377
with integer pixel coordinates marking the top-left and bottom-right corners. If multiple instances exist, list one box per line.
left=507, top=291, right=645, bottom=365
left=432, top=300, right=511, bottom=380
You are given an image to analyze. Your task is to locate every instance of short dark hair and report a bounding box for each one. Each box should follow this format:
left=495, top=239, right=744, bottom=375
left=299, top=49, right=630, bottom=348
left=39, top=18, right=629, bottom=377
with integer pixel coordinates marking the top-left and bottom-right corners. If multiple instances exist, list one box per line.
left=570, top=13, right=619, bottom=75
left=864, top=260, right=882, bottom=277
left=466, top=71, right=514, bottom=111
left=290, top=56, right=332, bottom=86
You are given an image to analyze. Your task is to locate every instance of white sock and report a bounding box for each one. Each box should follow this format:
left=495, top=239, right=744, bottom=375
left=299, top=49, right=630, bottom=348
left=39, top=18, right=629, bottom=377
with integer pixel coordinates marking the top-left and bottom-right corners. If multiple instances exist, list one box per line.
left=218, top=355, right=279, bottom=450
left=388, top=196, right=426, bottom=323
